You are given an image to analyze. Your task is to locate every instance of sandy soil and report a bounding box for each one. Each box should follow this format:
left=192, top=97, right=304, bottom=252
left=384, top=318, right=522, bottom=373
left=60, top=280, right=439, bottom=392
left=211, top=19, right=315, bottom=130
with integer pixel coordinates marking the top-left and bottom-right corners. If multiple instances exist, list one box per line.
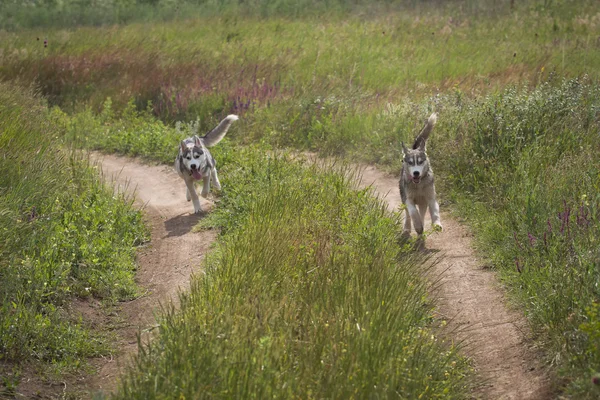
left=357, top=164, right=552, bottom=400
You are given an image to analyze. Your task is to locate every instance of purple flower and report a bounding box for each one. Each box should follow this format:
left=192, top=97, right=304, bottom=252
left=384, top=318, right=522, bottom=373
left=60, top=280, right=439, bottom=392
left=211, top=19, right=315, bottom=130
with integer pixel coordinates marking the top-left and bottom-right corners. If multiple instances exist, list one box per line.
left=527, top=233, right=537, bottom=246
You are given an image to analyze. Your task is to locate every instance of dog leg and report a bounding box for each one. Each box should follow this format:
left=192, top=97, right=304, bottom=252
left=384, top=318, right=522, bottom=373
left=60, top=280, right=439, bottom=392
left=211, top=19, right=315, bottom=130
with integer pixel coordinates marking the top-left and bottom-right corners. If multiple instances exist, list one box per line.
left=211, top=167, right=221, bottom=191
left=200, top=175, right=211, bottom=198
left=184, top=179, right=202, bottom=213
left=403, top=208, right=412, bottom=235
left=418, top=202, right=428, bottom=226
left=186, top=187, right=191, bottom=201
left=406, top=201, right=423, bottom=235
left=429, top=197, right=443, bottom=231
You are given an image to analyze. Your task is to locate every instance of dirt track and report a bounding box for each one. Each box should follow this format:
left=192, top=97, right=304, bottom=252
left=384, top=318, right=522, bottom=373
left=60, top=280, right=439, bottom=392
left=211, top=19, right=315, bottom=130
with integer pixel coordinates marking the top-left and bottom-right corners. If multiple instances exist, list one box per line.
left=86, top=154, right=218, bottom=396
left=77, top=156, right=552, bottom=398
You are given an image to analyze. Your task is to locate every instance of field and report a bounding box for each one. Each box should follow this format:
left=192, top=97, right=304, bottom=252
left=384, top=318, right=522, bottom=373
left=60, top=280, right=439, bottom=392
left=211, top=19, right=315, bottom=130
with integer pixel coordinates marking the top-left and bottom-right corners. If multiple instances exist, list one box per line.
left=1, top=0, right=600, bottom=398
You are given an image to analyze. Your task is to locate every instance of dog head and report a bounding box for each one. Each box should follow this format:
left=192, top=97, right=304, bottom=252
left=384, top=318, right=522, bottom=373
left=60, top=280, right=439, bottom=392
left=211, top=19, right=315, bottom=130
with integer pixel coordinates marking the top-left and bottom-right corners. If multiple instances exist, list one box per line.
left=401, top=113, right=437, bottom=184
left=179, top=136, right=209, bottom=181
left=402, top=144, right=430, bottom=184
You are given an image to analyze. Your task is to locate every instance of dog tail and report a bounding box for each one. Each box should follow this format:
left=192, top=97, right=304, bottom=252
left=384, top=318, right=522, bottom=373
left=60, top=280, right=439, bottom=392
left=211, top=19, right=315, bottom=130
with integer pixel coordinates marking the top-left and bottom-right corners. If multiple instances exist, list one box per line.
left=412, top=113, right=437, bottom=150
left=202, top=114, right=239, bottom=147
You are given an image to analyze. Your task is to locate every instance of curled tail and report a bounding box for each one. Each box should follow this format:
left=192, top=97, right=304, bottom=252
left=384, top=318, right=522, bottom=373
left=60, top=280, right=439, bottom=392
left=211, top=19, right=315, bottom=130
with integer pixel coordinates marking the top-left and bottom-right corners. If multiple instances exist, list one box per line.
left=202, top=114, right=239, bottom=147
left=412, top=113, right=437, bottom=150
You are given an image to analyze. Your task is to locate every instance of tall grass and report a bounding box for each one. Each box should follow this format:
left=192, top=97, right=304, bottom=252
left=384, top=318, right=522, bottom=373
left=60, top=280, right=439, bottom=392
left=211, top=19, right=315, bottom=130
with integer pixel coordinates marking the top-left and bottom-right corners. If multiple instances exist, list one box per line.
left=0, top=0, right=544, bottom=30
left=430, top=78, right=600, bottom=398
left=1, top=0, right=599, bottom=121
left=0, top=83, right=147, bottom=392
left=110, top=148, right=470, bottom=399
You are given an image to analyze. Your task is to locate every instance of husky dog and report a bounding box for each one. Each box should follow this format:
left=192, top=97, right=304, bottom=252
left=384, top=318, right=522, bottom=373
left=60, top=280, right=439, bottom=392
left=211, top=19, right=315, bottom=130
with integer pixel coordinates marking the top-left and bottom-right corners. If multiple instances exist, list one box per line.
left=175, top=114, right=238, bottom=213
left=399, top=113, right=442, bottom=236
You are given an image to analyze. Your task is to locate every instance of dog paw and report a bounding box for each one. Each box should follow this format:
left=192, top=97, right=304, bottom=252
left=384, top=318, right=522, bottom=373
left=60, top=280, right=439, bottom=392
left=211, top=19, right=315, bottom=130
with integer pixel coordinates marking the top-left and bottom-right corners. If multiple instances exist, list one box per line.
left=432, top=223, right=443, bottom=232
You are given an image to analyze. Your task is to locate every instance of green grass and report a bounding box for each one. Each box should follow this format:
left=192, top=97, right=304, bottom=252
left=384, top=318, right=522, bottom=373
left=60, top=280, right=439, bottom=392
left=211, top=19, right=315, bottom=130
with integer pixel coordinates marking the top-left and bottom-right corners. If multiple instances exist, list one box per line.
left=110, top=148, right=470, bottom=399
left=0, top=0, right=599, bottom=122
left=0, top=83, right=148, bottom=394
left=430, top=78, right=600, bottom=398
left=56, top=92, right=471, bottom=398
left=4, top=0, right=600, bottom=397
left=67, top=75, right=600, bottom=399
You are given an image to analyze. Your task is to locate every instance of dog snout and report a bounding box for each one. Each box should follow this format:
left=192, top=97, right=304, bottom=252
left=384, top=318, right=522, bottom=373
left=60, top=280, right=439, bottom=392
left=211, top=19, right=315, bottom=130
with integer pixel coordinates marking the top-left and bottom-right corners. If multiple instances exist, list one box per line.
left=190, top=164, right=198, bottom=170
left=413, top=171, right=420, bottom=177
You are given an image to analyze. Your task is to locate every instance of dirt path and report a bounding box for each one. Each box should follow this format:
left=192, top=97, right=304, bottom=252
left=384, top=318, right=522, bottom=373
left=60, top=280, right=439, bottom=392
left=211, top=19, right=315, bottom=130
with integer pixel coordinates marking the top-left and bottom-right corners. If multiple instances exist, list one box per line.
left=83, top=154, right=218, bottom=396
left=357, top=165, right=551, bottom=399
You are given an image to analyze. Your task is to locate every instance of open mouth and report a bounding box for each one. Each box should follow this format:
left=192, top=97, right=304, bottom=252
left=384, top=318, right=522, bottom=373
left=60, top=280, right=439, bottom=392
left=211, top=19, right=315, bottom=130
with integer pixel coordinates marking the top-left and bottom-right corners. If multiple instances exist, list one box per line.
left=411, top=177, right=421, bottom=184
left=191, top=169, right=202, bottom=180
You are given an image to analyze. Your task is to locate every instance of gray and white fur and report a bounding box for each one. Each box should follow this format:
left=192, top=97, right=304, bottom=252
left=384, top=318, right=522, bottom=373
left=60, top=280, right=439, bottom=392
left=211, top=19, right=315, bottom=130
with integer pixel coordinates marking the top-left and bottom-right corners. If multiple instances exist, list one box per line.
left=175, top=114, right=239, bottom=213
left=399, top=113, right=442, bottom=236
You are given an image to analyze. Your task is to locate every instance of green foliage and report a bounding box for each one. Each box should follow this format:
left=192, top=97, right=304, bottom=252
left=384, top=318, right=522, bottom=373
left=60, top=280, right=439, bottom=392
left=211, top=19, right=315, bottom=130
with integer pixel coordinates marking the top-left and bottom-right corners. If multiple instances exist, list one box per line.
left=1, top=0, right=599, bottom=121
left=432, top=78, right=600, bottom=397
left=60, top=97, right=238, bottom=163
left=113, top=149, right=470, bottom=399
left=0, top=83, right=147, bottom=371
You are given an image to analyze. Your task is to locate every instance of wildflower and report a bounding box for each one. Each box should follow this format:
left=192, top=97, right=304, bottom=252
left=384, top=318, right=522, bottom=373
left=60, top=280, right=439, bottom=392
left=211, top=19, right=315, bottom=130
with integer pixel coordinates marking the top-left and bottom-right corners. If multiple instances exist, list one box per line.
left=543, top=231, right=547, bottom=247
left=527, top=233, right=537, bottom=246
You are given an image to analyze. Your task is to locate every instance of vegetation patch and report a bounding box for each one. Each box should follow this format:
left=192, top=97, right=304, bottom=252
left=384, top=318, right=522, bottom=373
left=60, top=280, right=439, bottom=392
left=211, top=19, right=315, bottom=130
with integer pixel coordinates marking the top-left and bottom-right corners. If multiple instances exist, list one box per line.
left=431, top=78, right=600, bottom=397
left=1, top=0, right=599, bottom=122
left=0, top=83, right=147, bottom=394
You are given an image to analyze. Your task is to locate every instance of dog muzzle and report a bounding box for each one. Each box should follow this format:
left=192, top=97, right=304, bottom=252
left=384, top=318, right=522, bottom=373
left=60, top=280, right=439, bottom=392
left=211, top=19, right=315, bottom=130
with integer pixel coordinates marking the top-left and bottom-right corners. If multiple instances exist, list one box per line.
left=190, top=168, right=202, bottom=181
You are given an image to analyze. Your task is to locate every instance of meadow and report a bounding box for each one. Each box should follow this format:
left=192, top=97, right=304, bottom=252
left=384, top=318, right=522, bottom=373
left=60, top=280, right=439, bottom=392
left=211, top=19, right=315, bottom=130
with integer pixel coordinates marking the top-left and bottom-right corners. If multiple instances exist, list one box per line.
left=1, top=0, right=600, bottom=398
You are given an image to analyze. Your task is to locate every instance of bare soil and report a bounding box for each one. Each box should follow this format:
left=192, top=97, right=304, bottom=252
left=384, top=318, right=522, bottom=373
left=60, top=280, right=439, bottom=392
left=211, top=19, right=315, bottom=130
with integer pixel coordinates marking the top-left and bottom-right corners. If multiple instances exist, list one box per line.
left=357, top=164, right=553, bottom=400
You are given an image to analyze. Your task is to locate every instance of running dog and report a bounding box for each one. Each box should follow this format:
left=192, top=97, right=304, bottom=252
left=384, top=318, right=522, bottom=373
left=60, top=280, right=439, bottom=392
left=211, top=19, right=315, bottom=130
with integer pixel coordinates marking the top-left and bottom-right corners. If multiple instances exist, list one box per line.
left=175, top=114, right=238, bottom=213
left=399, top=113, right=442, bottom=236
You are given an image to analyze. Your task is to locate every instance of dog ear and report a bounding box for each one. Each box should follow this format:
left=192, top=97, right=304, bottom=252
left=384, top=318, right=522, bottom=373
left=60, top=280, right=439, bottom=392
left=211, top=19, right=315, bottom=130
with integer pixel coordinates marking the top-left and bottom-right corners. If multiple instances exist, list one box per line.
left=193, top=135, right=203, bottom=147
left=402, top=142, right=409, bottom=155
left=180, top=140, right=188, bottom=152
left=417, top=137, right=427, bottom=151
